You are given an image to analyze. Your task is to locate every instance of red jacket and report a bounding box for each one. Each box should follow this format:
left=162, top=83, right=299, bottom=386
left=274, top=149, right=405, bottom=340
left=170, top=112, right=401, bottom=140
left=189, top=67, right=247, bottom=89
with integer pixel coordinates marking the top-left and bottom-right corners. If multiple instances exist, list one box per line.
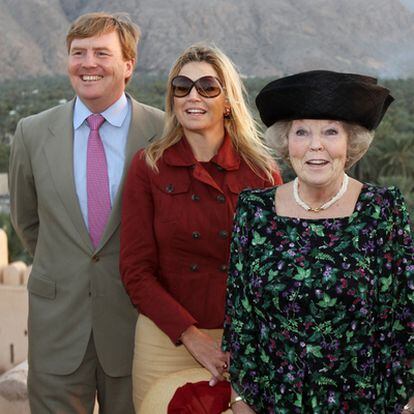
left=120, top=135, right=282, bottom=343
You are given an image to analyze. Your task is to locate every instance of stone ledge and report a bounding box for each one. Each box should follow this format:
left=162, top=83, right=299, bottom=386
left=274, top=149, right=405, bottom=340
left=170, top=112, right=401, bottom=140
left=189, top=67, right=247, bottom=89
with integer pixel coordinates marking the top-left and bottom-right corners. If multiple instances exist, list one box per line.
left=0, top=360, right=99, bottom=413
left=0, top=360, right=29, bottom=414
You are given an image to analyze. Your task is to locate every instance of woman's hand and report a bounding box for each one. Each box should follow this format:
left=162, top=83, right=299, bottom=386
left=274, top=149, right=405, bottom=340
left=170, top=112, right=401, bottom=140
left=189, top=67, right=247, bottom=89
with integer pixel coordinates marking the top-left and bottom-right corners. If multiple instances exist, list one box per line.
left=180, top=325, right=228, bottom=384
left=229, top=388, right=256, bottom=413
left=402, top=396, right=414, bottom=414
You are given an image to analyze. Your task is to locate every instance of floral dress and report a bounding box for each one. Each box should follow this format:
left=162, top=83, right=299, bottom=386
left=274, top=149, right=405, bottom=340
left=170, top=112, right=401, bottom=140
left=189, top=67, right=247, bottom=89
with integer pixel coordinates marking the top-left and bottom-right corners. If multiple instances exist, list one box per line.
left=223, top=185, right=414, bottom=414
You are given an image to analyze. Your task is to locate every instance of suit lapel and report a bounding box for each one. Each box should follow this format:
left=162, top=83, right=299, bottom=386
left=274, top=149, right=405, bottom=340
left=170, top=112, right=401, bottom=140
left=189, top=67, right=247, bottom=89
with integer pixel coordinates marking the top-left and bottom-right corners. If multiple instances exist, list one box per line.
left=43, top=100, right=94, bottom=252
left=98, top=97, right=161, bottom=250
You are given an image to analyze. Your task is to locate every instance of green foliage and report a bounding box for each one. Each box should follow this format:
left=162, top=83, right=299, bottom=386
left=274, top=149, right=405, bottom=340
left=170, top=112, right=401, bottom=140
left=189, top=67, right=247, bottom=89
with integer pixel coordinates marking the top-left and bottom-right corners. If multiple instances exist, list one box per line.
left=0, top=74, right=168, bottom=152
left=0, top=74, right=413, bottom=262
left=353, top=78, right=414, bottom=218
left=0, top=143, right=9, bottom=172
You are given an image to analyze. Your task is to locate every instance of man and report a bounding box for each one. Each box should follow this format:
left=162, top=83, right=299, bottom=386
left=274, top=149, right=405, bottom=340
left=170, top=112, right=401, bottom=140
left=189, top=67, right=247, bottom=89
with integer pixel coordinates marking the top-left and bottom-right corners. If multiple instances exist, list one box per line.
left=9, top=12, right=164, bottom=414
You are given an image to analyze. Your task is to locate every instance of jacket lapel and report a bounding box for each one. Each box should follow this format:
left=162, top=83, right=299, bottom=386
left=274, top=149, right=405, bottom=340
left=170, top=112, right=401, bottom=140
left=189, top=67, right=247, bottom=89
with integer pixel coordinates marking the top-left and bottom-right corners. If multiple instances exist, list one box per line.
left=43, top=99, right=93, bottom=252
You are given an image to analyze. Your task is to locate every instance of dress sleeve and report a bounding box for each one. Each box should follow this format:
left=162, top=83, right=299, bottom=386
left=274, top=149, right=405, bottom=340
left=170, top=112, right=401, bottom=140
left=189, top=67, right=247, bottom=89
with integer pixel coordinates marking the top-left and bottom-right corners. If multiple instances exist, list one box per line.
left=222, top=190, right=261, bottom=409
left=120, top=151, right=197, bottom=344
left=379, top=187, right=414, bottom=398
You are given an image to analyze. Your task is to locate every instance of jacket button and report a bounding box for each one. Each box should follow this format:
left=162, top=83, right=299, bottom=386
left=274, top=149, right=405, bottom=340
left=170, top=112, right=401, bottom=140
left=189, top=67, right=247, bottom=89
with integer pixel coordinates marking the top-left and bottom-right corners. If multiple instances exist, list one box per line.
left=191, top=194, right=200, bottom=201
left=220, top=264, right=228, bottom=272
left=166, top=184, right=174, bottom=193
left=190, top=263, right=199, bottom=272
left=216, top=194, right=225, bottom=203
left=92, top=255, right=100, bottom=262
left=192, top=231, right=201, bottom=239
left=219, top=230, right=228, bottom=239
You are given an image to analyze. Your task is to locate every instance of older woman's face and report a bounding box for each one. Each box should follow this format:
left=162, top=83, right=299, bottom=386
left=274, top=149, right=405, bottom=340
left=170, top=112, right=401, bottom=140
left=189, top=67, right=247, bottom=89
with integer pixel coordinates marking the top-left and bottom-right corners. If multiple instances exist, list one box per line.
left=288, top=119, right=348, bottom=189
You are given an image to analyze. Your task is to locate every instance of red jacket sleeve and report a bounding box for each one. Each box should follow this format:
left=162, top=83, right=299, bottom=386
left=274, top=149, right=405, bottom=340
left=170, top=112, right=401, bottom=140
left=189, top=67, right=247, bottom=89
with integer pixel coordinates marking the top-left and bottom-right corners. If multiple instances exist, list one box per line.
left=272, top=169, right=283, bottom=186
left=271, top=160, right=283, bottom=186
left=120, top=151, right=197, bottom=343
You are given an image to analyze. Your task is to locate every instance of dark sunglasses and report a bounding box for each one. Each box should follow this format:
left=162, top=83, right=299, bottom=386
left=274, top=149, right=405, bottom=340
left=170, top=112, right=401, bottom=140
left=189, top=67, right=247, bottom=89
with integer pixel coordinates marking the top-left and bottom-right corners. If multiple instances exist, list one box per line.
left=171, top=75, right=224, bottom=98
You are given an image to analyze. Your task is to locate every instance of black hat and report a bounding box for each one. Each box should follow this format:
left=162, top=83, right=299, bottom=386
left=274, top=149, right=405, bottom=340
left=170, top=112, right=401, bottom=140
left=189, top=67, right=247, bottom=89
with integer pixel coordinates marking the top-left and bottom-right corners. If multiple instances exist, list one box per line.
left=255, top=70, right=394, bottom=130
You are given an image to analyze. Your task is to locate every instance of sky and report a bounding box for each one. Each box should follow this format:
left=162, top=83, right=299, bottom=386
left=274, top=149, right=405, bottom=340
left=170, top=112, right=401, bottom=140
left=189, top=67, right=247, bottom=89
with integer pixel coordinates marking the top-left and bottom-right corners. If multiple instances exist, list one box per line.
left=400, top=0, right=414, bottom=11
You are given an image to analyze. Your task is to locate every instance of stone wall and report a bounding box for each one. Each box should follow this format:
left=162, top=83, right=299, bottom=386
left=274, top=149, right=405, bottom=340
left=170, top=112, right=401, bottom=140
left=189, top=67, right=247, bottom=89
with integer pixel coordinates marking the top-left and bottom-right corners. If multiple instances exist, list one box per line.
left=0, top=361, right=29, bottom=414
left=0, top=228, right=29, bottom=374
left=0, top=228, right=100, bottom=413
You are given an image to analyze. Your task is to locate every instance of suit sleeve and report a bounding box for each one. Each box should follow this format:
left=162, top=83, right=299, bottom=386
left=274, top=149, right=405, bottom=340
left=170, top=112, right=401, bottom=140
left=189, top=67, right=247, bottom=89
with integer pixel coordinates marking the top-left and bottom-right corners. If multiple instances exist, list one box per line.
left=9, top=119, right=39, bottom=256
left=120, top=151, right=197, bottom=343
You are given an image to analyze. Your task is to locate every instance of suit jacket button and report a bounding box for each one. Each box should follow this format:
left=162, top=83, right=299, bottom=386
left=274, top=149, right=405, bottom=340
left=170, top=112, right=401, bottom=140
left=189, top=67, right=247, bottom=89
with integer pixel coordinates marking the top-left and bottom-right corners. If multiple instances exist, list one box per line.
left=190, top=263, right=199, bottom=272
left=92, top=255, right=100, bottom=263
left=191, top=194, right=200, bottom=201
left=219, top=230, right=228, bottom=239
left=216, top=194, right=225, bottom=203
left=166, top=184, right=174, bottom=193
left=220, top=264, right=228, bottom=272
left=192, top=231, right=201, bottom=239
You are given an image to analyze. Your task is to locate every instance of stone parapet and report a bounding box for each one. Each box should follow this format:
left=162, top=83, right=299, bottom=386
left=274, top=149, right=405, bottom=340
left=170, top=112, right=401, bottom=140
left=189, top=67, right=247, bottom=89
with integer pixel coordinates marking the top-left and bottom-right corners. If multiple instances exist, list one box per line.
left=0, top=284, right=28, bottom=373
left=0, top=361, right=99, bottom=413
left=0, top=361, right=29, bottom=414
left=2, top=262, right=27, bottom=286
left=0, top=229, right=8, bottom=274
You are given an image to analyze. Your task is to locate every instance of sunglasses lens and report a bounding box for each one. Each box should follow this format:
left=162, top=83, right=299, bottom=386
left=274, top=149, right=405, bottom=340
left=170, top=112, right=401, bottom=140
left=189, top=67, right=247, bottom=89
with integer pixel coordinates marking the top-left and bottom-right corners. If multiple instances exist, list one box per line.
left=172, top=76, right=193, bottom=97
left=172, top=76, right=223, bottom=98
left=195, top=77, right=222, bottom=98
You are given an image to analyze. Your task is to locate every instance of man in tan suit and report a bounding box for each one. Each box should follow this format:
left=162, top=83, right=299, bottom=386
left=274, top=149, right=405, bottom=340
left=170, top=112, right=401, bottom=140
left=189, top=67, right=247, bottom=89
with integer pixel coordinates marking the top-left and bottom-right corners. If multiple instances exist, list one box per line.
left=9, top=12, right=164, bottom=414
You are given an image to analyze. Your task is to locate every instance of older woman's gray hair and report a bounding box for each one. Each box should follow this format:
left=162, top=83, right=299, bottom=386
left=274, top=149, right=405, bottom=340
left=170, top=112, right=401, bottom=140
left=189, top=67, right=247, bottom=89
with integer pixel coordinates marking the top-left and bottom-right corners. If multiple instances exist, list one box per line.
left=265, top=120, right=375, bottom=170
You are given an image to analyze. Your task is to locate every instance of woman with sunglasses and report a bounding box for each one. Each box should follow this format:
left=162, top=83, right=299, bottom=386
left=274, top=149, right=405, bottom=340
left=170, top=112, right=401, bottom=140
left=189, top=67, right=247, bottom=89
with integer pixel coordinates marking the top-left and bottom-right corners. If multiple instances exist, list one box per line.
left=120, top=43, right=282, bottom=411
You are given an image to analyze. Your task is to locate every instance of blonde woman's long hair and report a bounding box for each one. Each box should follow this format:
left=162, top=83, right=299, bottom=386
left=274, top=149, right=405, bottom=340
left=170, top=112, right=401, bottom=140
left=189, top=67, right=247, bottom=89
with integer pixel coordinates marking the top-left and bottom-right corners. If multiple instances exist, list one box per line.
left=145, top=43, right=277, bottom=182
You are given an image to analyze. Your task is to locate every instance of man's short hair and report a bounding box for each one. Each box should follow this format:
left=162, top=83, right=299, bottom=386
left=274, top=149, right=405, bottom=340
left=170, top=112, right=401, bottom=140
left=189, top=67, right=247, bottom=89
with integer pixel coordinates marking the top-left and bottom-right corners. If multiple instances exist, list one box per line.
left=66, top=12, right=141, bottom=64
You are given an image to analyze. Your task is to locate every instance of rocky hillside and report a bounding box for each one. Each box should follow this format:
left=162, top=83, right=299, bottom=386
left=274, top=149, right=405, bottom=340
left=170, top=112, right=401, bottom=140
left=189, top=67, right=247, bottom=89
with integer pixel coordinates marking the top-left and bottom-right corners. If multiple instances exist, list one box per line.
left=1, top=0, right=414, bottom=80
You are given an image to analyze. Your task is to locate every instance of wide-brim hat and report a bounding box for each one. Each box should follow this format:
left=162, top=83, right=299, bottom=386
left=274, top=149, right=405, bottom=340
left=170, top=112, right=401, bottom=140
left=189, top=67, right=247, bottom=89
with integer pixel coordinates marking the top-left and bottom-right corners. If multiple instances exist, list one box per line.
left=255, top=70, right=394, bottom=130
left=140, top=368, right=232, bottom=414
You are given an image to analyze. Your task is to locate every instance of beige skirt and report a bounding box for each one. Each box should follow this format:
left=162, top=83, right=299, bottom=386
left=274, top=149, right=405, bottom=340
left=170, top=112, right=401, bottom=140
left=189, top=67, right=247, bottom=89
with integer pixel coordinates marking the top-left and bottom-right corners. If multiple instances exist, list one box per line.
left=132, top=314, right=223, bottom=413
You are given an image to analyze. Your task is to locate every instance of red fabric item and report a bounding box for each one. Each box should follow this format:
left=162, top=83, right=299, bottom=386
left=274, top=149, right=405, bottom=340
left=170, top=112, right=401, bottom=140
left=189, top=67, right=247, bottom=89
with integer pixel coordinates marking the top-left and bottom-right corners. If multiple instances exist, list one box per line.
left=120, top=135, right=282, bottom=343
left=168, top=380, right=231, bottom=414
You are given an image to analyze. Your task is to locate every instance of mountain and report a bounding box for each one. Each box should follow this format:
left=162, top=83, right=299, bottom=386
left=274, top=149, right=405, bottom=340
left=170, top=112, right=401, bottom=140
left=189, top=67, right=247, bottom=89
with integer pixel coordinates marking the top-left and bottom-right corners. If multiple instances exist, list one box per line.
left=1, top=0, right=414, bottom=80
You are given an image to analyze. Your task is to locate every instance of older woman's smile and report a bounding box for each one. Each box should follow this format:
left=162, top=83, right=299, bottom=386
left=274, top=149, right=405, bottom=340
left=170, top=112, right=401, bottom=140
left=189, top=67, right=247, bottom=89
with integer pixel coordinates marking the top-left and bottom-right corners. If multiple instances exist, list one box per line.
left=305, top=158, right=330, bottom=166
left=288, top=119, right=347, bottom=191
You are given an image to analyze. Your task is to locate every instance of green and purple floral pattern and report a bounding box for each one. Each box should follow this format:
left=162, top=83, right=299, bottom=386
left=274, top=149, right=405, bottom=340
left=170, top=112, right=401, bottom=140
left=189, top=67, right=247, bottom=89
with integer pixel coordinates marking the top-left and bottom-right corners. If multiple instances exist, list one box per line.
left=223, top=185, right=413, bottom=414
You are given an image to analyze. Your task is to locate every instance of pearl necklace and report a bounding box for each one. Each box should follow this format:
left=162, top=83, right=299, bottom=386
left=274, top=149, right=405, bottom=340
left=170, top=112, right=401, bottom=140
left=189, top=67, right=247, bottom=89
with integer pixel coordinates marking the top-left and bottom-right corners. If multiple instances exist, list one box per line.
left=293, top=174, right=349, bottom=212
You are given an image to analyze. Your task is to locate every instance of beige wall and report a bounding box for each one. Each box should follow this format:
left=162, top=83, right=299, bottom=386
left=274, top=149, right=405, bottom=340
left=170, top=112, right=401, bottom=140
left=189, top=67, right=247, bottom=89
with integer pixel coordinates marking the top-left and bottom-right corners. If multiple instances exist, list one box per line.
left=0, top=285, right=28, bottom=374
left=0, top=229, right=7, bottom=271
left=0, top=228, right=29, bottom=374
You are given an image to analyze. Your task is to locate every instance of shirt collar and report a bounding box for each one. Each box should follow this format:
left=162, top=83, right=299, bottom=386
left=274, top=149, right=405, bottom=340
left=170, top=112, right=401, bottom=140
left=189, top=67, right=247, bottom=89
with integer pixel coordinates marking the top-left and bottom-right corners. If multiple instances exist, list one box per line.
left=73, top=93, right=129, bottom=130
left=164, top=133, right=241, bottom=171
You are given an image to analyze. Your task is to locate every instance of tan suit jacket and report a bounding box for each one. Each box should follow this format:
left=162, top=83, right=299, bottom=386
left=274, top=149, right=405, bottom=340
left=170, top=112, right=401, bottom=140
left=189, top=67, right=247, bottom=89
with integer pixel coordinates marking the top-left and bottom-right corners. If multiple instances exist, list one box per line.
left=9, top=97, right=164, bottom=376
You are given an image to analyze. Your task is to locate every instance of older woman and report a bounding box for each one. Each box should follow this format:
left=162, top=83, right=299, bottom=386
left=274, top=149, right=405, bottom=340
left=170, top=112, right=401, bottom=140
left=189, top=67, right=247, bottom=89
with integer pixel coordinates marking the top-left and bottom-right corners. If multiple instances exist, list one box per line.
left=120, top=43, right=282, bottom=411
left=223, top=70, right=413, bottom=414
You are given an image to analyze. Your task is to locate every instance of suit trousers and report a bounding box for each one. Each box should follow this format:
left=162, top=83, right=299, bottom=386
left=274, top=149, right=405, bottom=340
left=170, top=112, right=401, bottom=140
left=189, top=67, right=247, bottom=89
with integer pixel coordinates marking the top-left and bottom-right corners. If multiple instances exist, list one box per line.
left=132, top=314, right=223, bottom=413
left=28, top=332, right=134, bottom=414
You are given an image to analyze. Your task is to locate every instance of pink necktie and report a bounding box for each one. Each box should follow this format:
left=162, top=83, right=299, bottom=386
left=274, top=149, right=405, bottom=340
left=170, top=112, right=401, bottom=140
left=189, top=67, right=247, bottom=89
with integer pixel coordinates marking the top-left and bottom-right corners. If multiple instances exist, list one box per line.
left=86, top=114, right=111, bottom=248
